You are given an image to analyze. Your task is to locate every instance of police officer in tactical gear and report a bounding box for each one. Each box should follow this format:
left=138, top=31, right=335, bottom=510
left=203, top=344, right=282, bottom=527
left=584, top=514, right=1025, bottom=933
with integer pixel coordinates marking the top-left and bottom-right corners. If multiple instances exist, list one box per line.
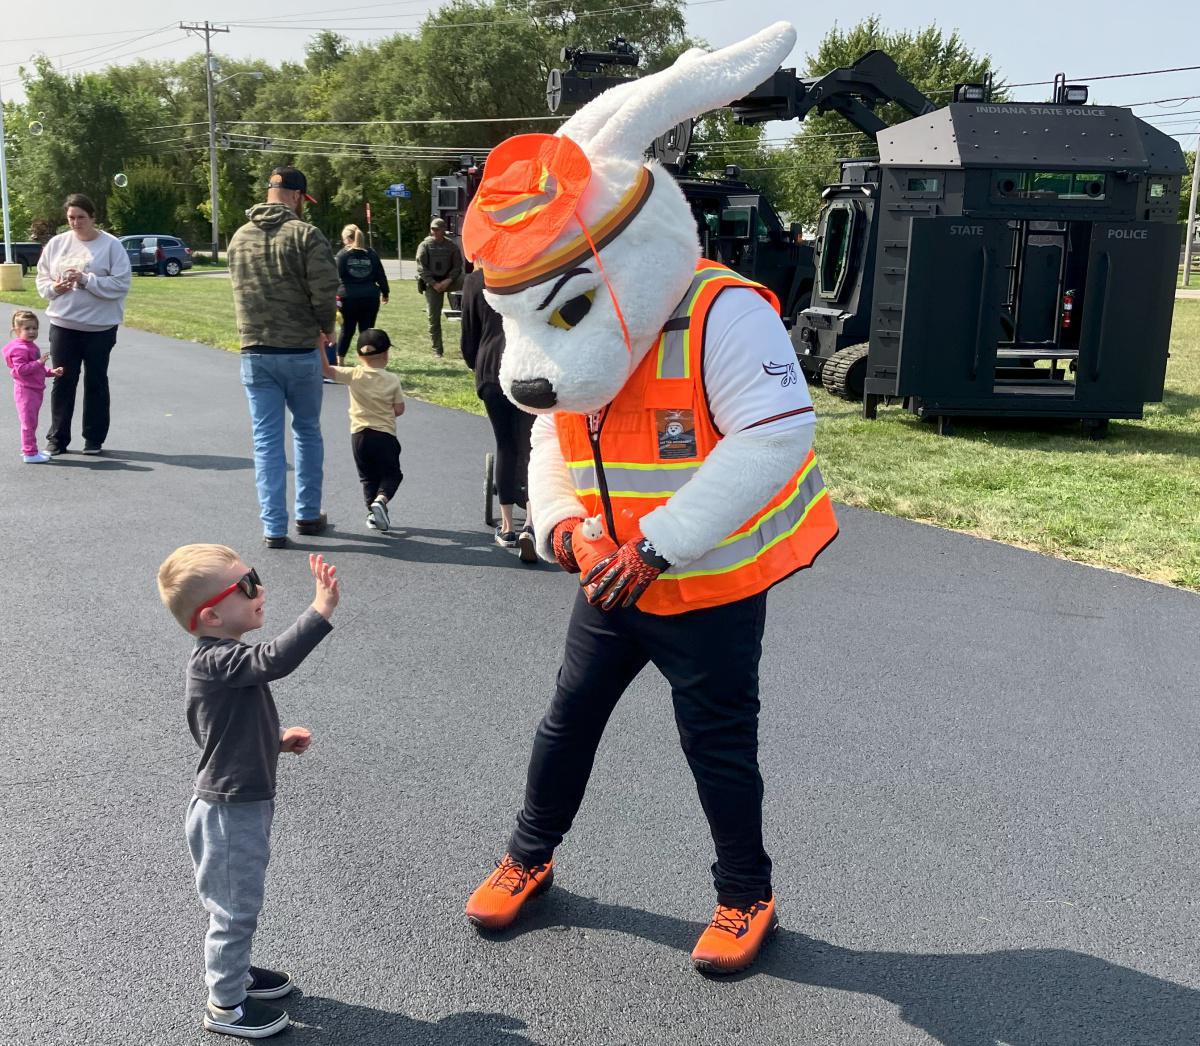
left=415, top=218, right=464, bottom=357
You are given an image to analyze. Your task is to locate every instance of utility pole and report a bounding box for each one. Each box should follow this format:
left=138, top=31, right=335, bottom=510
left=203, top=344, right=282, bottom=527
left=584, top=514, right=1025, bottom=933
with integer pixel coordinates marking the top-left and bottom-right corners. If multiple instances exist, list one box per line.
left=1184, top=133, right=1199, bottom=287
left=181, top=21, right=229, bottom=265
left=0, top=76, right=15, bottom=287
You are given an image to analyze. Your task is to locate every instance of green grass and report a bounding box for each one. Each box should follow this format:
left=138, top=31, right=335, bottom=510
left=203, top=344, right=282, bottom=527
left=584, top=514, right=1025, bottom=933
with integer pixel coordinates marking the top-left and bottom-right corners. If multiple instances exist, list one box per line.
left=0, top=274, right=484, bottom=416
left=3, top=277, right=1198, bottom=588
left=1181, top=266, right=1200, bottom=289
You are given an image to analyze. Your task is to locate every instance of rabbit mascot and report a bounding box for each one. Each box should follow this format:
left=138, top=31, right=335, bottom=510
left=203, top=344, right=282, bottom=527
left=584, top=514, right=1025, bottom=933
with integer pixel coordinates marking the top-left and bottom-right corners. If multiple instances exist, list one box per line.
left=464, top=22, right=839, bottom=974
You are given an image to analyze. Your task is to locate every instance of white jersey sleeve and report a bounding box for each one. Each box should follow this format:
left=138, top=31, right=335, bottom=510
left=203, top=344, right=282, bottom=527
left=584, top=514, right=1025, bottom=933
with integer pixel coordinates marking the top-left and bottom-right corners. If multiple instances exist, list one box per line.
left=701, top=287, right=816, bottom=437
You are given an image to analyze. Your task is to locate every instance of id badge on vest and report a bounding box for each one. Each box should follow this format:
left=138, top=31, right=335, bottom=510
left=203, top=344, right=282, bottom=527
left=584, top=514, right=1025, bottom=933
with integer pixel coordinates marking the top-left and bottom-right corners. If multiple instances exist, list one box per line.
left=655, top=408, right=696, bottom=459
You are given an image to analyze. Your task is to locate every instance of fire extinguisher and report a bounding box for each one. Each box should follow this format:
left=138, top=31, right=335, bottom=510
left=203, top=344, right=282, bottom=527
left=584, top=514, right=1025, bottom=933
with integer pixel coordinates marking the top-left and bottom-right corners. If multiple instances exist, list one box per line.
left=1061, top=289, right=1075, bottom=330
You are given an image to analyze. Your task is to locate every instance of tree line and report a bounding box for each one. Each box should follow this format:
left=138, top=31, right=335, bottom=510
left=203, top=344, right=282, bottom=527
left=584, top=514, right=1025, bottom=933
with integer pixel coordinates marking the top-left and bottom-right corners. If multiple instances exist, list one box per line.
left=3, top=5, right=1190, bottom=253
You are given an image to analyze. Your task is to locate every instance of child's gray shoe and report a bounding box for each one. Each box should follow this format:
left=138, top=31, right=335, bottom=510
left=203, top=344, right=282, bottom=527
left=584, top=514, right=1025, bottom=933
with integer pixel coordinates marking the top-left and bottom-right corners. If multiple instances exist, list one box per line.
left=203, top=997, right=289, bottom=1038
left=370, top=496, right=390, bottom=532
left=246, top=966, right=294, bottom=1000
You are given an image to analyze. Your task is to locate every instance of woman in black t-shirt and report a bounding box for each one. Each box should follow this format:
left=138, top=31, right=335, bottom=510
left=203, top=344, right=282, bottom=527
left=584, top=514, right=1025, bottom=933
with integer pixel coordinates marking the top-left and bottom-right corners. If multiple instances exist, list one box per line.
left=333, top=224, right=390, bottom=364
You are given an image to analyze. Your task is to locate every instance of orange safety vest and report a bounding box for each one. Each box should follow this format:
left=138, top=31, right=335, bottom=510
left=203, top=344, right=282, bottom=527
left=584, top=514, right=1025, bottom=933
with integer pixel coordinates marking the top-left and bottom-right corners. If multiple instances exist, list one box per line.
left=555, top=260, right=839, bottom=615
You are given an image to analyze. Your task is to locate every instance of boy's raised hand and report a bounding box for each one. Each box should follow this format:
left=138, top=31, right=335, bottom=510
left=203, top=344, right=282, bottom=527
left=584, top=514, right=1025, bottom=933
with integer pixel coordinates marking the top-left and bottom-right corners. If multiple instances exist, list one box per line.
left=281, top=726, right=312, bottom=754
left=309, top=553, right=340, bottom=619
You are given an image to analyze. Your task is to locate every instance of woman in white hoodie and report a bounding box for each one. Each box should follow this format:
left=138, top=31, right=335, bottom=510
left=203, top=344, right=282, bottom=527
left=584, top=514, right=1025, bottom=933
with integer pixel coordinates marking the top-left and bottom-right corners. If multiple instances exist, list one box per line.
left=35, top=193, right=132, bottom=455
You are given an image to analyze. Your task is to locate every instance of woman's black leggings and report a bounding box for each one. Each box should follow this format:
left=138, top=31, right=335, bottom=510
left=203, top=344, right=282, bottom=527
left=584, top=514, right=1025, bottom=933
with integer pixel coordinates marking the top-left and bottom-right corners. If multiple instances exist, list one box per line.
left=481, top=384, right=534, bottom=506
left=337, top=297, right=381, bottom=359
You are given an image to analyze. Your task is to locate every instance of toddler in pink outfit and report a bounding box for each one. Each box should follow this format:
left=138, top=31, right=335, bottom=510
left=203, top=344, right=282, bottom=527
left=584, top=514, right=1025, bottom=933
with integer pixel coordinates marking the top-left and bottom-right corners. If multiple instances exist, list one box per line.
left=4, top=310, right=63, bottom=463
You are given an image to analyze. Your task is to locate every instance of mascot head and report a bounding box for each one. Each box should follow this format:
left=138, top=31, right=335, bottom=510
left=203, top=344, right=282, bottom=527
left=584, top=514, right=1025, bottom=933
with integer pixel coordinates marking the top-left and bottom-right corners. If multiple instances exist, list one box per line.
left=463, top=22, right=797, bottom=416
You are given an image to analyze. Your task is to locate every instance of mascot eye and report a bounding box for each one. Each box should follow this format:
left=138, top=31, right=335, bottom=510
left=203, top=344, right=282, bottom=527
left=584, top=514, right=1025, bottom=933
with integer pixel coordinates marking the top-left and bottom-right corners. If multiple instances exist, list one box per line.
left=548, top=290, right=595, bottom=331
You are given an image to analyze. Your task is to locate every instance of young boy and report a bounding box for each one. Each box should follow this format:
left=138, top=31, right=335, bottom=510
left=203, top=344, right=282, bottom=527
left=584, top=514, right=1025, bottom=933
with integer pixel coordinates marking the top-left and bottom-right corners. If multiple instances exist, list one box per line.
left=156, top=546, right=339, bottom=1039
left=320, top=327, right=405, bottom=533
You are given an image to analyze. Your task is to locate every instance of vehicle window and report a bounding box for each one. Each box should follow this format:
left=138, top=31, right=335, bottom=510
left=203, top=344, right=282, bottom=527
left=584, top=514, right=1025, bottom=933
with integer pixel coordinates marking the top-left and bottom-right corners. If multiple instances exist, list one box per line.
left=142, top=238, right=156, bottom=249
left=1148, top=179, right=1167, bottom=200
left=907, top=176, right=940, bottom=194
left=756, top=214, right=771, bottom=245
left=720, top=206, right=751, bottom=239
left=817, top=201, right=857, bottom=301
left=163, top=238, right=180, bottom=248
left=995, top=170, right=1106, bottom=201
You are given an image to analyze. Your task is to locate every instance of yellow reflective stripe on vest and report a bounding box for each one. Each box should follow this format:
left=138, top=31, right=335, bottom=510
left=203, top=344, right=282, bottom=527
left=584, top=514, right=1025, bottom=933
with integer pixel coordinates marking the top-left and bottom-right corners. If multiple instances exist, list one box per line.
left=567, top=459, right=701, bottom=499
left=663, top=459, right=829, bottom=580
left=655, top=270, right=735, bottom=381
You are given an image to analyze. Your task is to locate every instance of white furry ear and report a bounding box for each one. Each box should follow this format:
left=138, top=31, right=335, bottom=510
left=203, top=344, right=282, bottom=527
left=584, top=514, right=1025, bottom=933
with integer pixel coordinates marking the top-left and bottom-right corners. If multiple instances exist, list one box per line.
left=588, top=22, right=797, bottom=164
left=557, top=76, right=643, bottom=148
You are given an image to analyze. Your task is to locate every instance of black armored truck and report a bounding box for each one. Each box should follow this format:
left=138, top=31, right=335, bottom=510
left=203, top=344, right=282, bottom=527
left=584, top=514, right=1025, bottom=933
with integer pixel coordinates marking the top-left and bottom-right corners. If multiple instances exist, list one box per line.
left=731, top=59, right=1188, bottom=435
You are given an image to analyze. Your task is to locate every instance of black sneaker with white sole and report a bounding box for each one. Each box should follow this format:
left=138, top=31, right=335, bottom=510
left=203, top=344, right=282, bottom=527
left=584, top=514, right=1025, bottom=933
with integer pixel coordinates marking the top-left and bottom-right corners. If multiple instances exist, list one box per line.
left=246, top=966, right=294, bottom=1000
left=203, top=997, right=289, bottom=1039
left=370, top=497, right=390, bottom=532
left=516, top=526, right=537, bottom=563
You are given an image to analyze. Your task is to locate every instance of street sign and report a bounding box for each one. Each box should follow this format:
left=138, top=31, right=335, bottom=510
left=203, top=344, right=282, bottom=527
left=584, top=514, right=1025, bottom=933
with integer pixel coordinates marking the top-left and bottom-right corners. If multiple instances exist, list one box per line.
left=385, top=183, right=407, bottom=197
left=398, top=189, right=412, bottom=199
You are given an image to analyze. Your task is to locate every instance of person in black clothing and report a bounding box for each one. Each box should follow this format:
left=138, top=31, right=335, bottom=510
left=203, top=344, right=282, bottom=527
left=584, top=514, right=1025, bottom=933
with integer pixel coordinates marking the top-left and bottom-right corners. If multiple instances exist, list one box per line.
left=460, top=267, right=536, bottom=562
left=333, top=224, right=389, bottom=365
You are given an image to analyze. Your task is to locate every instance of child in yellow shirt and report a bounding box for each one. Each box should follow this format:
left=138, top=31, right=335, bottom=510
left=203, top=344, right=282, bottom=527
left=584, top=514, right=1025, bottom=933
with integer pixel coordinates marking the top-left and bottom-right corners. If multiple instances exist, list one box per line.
left=320, top=328, right=405, bottom=532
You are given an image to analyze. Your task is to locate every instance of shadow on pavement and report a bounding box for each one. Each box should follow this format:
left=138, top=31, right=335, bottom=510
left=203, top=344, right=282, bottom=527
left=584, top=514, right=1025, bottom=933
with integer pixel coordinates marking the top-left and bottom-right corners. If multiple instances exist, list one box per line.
left=288, top=526, right=551, bottom=571
left=104, top=448, right=254, bottom=470
left=287, top=996, right=541, bottom=1045
left=43, top=455, right=152, bottom=472
left=498, top=888, right=1200, bottom=1046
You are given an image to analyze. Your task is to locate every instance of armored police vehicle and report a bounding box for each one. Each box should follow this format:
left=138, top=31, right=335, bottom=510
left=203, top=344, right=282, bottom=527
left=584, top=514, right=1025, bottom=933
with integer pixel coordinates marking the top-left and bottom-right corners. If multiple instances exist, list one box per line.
left=729, top=58, right=1187, bottom=435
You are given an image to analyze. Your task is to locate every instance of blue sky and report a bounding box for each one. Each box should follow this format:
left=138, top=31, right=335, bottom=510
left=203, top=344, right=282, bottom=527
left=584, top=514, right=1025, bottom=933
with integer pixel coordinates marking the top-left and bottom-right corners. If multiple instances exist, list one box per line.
left=1, top=0, right=1196, bottom=146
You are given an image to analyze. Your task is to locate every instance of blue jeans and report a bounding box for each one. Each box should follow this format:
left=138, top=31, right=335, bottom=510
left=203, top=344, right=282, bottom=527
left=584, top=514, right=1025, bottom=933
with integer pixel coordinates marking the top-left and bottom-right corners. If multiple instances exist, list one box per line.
left=240, top=351, right=324, bottom=537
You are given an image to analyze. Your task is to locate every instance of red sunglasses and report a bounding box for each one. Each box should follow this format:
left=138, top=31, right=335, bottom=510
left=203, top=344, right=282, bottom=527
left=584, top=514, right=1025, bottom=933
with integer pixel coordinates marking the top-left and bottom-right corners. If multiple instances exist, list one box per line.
left=189, top=568, right=262, bottom=632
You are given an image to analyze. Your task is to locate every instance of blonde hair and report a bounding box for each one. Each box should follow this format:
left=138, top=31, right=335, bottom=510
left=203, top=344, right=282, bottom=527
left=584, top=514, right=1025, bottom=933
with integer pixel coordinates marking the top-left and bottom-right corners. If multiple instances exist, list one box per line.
left=342, top=224, right=366, bottom=249
left=11, top=310, right=38, bottom=334
left=157, top=543, right=241, bottom=632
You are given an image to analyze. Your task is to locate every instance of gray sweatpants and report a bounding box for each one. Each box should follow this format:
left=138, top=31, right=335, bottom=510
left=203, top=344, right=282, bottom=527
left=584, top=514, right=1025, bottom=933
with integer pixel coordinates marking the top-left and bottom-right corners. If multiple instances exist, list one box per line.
left=185, top=797, right=274, bottom=1007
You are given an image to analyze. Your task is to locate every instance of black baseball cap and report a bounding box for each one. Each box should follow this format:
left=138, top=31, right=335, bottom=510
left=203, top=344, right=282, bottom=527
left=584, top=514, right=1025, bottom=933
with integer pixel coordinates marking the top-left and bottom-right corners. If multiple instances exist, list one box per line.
left=267, top=166, right=317, bottom=204
left=357, top=328, right=392, bottom=356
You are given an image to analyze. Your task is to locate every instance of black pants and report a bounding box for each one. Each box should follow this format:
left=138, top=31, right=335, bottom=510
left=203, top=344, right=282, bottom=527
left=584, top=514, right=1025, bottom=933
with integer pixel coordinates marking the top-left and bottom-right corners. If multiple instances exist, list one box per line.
left=337, top=297, right=381, bottom=360
left=508, top=589, right=772, bottom=906
left=46, top=324, right=118, bottom=450
left=350, top=428, right=403, bottom=508
left=481, top=384, right=534, bottom=506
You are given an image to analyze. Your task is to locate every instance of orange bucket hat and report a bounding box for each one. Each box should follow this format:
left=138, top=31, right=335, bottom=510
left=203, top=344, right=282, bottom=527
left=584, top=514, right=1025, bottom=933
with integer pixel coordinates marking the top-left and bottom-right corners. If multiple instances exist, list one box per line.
left=463, top=134, right=592, bottom=271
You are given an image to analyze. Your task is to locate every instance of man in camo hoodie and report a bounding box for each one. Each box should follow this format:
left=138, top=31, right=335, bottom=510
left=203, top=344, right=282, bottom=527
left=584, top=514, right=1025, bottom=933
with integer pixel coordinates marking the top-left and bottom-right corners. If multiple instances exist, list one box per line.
left=229, top=167, right=340, bottom=549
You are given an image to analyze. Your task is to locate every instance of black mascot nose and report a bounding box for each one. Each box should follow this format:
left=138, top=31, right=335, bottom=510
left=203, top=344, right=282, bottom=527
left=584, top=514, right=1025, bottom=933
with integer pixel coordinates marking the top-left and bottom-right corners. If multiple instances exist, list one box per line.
left=510, top=378, right=557, bottom=409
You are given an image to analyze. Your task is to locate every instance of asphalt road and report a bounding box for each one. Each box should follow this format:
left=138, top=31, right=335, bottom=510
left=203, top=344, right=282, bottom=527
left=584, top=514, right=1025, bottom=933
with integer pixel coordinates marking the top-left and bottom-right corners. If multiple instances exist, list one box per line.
left=2, top=316, right=1200, bottom=1046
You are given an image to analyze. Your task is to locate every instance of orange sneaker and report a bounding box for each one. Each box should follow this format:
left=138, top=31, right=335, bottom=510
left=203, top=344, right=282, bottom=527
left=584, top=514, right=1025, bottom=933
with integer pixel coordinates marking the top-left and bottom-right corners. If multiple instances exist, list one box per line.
left=690, top=897, right=778, bottom=974
left=465, top=854, right=555, bottom=931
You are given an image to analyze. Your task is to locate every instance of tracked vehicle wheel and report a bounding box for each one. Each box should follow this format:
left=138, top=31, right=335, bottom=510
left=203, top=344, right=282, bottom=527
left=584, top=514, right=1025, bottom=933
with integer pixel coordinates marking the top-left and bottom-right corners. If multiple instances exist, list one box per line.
left=821, top=343, right=870, bottom=401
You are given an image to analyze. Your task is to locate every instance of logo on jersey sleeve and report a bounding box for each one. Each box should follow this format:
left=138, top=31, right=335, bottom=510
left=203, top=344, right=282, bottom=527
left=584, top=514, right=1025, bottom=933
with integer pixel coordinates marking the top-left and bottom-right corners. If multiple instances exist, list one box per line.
left=762, top=360, right=797, bottom=387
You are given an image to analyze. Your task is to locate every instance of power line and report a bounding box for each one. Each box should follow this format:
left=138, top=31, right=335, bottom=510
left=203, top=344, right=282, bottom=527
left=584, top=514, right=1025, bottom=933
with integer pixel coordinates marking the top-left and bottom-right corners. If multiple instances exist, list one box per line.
left=1, top=26, right=166, bottom=44
left=0, top=23, right=177, bottom=72
left=225, top=0, right=729, bottom=33
left=1003, top=63, right=1200, bottom=89
left=1119, top=95, right=1200, bottom=108
left=53, top=35, right=186, bottom=78
left=227, top=116, right=564, bottom=126
left=1141, top=109, right=1200, bottom=120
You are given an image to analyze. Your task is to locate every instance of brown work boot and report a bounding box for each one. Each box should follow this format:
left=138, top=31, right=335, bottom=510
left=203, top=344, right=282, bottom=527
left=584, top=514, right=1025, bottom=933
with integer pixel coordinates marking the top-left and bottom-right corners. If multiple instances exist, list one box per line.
left=691, top=897, right=778, bottom=974
left=465, top=854, right=554, bottom=931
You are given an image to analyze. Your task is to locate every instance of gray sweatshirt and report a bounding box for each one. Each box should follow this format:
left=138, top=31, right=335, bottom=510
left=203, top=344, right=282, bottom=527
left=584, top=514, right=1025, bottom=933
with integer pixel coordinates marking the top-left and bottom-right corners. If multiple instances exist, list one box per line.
left=35, top=231, right=132, bottom=332
left=185, top=607, right=332, bottom=803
